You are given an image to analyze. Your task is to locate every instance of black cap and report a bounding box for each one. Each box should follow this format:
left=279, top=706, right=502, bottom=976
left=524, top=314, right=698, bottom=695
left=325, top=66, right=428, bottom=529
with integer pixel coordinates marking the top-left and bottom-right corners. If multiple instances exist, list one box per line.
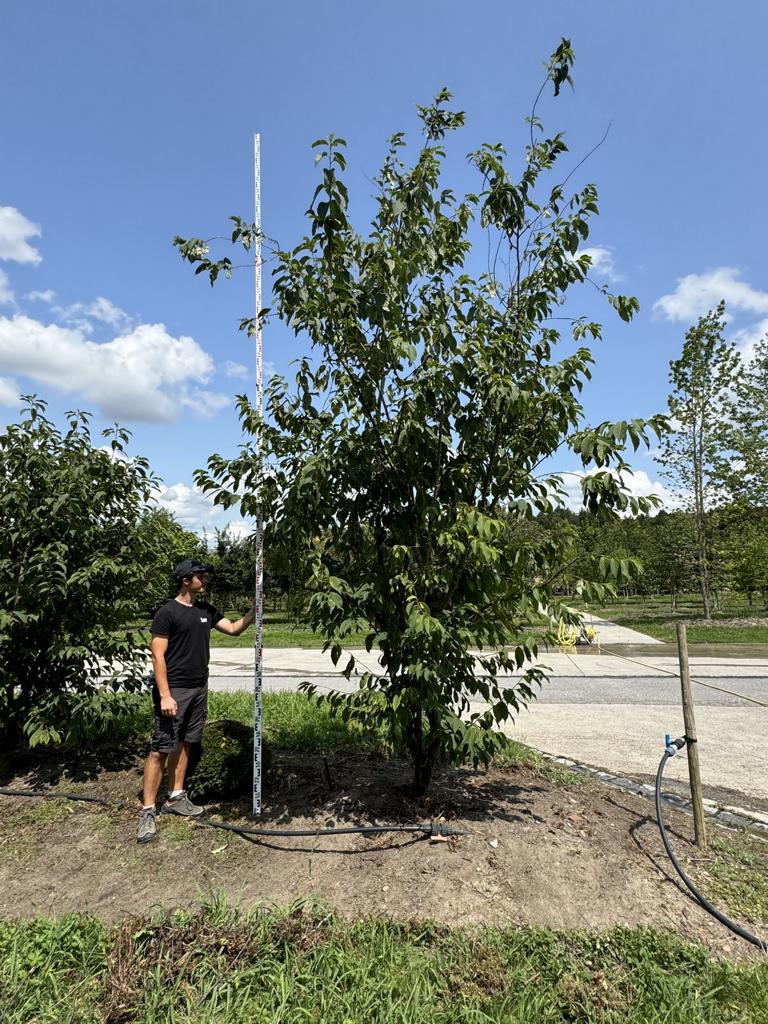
left=174, top=559, right=214, bottom=581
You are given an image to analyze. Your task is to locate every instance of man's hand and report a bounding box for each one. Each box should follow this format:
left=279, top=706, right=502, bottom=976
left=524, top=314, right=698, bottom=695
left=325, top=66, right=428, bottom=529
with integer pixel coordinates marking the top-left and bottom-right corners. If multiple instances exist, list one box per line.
left=160, top=694, right=178, bottom=717
left=214, top=606, right=257, bottom=637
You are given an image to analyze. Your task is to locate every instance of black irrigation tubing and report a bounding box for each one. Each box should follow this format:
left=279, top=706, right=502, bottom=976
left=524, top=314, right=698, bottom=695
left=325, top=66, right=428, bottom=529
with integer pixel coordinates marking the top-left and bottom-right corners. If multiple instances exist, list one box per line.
left=190, top=819, right=463, bottom=839
left=655, top=740, right=768, bottom=953
left=0, top=788, right=465, bottom=840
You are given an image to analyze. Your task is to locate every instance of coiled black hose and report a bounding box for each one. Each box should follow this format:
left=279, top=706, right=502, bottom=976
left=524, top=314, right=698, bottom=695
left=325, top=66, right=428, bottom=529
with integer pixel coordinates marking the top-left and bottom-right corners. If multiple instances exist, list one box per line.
left=655, top=738, right=767, bottom=952
left=0, top=787, right=464, bottom=840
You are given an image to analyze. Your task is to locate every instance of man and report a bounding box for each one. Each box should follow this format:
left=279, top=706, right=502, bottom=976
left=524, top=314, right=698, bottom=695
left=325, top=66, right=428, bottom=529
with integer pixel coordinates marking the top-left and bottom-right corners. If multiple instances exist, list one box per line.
left=137, top=558, right=255, bottom=843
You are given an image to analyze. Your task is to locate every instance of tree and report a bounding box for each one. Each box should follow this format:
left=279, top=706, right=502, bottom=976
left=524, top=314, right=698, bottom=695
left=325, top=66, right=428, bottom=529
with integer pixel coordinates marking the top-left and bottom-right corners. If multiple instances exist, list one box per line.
left=658, top=304, right=743, bottom=619
left=138, top=507, right=208, bottom=617
left=177, top=42, right=664, bottom=794
left=643, top=512, right=697, bottom=608
left=0, top=398, right=184, bottom=746
left=729, top=333, right=768, bottom=508
left=718, top=504, right=768, bottom=609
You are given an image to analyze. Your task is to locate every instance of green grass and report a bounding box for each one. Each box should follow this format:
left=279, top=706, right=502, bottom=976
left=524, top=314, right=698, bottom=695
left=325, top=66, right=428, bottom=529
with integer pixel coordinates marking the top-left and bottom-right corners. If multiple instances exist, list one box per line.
left=210, top=690, right=388, bottom=753
left=123, top=611, right=347, bottom=649
left=622, top=621, right=768, bottom=644
left=1, top=898, right=766, bottom=1023
left=130, top=594, right=768, bottom=650
left=210, top=610, right=367, bottom=648
left=494, top=738, right=586, bottom=788
left=92, top=690, right=387, bottom=754
left=578, top=592, right=768, bottom=644
left=703, top=833, right=768, bottom=925
left=85, top=689, right=579, bottom=788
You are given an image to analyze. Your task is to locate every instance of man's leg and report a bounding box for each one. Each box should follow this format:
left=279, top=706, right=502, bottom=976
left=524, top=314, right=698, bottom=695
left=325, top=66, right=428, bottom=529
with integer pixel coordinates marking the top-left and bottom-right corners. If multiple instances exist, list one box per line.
left=138, top=693, right=177, bottom=842
left=160, top=686, right=205, bottom=817
left=142, top=750, right=169, bottom=806
left=167, top=741, right=190, bottom=793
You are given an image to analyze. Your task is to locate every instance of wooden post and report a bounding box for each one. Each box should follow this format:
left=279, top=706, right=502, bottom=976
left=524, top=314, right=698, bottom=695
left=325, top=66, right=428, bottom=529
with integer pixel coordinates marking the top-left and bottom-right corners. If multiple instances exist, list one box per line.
left=676, top=622, right=708, bottom=849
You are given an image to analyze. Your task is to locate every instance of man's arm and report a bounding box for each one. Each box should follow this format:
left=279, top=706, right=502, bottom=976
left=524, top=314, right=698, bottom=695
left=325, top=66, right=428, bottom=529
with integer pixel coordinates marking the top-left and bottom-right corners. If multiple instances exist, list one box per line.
left=151, top=635, right=177, bottom=716
left=213, top=607, right=256, bottom=637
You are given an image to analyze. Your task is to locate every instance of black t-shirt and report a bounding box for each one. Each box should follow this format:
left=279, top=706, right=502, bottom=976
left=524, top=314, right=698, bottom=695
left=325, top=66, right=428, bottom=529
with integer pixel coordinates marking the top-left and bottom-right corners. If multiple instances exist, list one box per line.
left=151, top=599, right=224, bottom=688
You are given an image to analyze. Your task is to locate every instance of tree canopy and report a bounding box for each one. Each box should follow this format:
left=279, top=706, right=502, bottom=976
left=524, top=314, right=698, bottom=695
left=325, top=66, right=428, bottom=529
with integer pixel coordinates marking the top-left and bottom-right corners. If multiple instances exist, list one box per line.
left=0, top=398, right=198, bottom=746
left=176, top=41, right=665, bottom=793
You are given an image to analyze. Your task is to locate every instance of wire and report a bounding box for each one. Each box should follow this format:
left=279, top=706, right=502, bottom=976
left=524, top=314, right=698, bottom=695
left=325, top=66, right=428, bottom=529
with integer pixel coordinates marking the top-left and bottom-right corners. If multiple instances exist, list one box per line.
left=0, top=788, right=464, bottom=840
left=606, top=650, right=768, bottom=708
left=655, top=741, right=768, bottom=952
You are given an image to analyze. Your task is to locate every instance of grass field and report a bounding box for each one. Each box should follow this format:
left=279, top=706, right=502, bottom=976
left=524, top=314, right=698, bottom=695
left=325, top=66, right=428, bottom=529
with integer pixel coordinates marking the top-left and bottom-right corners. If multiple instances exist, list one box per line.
left=582, top=592, right=768, bottom=644
left=210, top=610, right=367, bottom=649
left=1, top=899, right=766, bottom=1024
left=81, top=688, right=578, bottom=788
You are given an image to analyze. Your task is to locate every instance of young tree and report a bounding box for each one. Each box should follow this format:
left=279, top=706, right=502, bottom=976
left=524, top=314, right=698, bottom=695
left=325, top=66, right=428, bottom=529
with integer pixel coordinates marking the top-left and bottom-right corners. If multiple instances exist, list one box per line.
left=0, top=398, right=181, bottom=747
left=658, top=304, right=743, bottom=619
left=177, top=42, right=664, bottom=794
left=646, top=512, right=697, bottom=609
left=729, top=333, right=768, bottom=508
left=718, top=505, right=768, bottom=609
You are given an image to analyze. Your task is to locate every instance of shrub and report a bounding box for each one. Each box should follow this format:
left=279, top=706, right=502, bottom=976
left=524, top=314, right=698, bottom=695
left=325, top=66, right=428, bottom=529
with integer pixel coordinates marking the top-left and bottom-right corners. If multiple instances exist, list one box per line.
left=186, top=719, right=271, bottom=802
left=0, top=398, right=202, bottom=748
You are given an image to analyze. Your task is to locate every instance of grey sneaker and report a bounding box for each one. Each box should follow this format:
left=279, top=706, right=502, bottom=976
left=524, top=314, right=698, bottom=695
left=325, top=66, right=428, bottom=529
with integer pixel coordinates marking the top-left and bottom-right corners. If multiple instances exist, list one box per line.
left=137, top=806, right=157, bottom=844
left=160, top=792, right=204, bottom=817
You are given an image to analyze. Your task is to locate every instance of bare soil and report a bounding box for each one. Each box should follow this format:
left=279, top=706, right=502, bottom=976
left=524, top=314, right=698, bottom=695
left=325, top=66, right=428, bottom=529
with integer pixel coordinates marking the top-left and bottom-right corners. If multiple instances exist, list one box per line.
left=0, top=742, right=762, bottom=960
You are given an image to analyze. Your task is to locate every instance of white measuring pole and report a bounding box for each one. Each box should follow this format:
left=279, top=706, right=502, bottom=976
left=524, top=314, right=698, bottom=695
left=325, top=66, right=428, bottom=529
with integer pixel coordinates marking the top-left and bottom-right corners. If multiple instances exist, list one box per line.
left=252, top=132, right=264, bottom=816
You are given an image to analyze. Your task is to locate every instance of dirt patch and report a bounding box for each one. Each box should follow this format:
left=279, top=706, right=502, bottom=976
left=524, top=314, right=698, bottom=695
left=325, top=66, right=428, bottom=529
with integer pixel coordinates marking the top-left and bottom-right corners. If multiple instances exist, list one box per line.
left=0, top=744, right=763, bottom=960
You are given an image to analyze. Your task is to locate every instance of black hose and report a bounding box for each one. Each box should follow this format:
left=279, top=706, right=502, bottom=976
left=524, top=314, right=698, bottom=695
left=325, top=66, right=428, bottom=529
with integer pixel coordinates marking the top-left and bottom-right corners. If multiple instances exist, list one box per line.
left=0, top=788, right=116, bottom=806
left=189, top=818, right=461, bottom=839
left=655, top=740, right=768, bottom=952
left=0, top=788, right=464, bottom=839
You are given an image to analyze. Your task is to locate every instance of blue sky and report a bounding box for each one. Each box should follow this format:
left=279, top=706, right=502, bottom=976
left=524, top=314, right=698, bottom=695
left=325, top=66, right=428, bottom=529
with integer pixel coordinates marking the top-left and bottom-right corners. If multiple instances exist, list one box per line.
left=2, top=1, right=767, bottom=535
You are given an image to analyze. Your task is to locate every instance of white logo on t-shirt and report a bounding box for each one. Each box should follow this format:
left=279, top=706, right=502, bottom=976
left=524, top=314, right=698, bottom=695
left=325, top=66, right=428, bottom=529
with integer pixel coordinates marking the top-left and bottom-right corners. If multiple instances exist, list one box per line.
left=200, top=617, right=208, bottom=623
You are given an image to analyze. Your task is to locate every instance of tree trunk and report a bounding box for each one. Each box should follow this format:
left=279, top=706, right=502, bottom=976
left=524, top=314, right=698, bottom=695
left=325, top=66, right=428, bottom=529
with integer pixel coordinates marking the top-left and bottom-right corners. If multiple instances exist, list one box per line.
left=692, top=411, right=712, bottom=620
left=408, top=705, right=439, bottom=797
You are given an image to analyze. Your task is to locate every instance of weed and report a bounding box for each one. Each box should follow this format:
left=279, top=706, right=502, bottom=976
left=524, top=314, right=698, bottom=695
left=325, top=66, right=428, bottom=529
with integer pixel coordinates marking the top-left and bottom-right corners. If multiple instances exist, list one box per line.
left=493, top=738, right=585, bottom=788
left=699, top=833, right=768, bottom=925
left=2, top=900, right=767, bottom=1023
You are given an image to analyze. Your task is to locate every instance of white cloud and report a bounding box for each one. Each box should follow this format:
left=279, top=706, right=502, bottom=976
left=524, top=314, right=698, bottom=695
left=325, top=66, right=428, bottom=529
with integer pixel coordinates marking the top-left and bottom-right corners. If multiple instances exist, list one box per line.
left=153, top=483, right=220, bottom=530
left=0, top=315, right=229, bottom=423
left=193, top=391, right=231, bottom=416
left=556, top=468, right=678, bottom=514
left=0, top=376, right=18, bottom=405
left=153, top=482, right=252, bottom=538
left=225, top=360, right=249, bottom=379
left=731, top=317, right=768, bottom=362
left=579, top=246, right=620, bottom=282
left=0, top=207, right=42, bottom=264
left=0, top=270, right=14, bottom=306
left=25, top=289, right=56, bottom=303
left=54, top=296, right=135, bottom=335
left=221, top=519, right=253, bottom=541
left=654, top=267, right=768, bottom=322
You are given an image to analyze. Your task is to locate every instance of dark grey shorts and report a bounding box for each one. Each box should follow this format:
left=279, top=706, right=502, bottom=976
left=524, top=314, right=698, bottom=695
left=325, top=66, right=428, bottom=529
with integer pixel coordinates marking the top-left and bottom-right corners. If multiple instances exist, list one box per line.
left=150, top=685, right=208, bottom=753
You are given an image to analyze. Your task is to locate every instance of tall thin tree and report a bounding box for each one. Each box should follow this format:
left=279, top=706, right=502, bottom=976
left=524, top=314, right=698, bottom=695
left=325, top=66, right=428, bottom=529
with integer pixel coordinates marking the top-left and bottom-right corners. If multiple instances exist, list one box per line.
left=658, top=303, right=743, bottom=619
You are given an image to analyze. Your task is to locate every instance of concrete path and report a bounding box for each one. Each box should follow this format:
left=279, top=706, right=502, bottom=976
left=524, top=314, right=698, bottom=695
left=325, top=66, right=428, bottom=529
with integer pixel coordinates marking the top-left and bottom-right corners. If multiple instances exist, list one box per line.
left=209, top=645, right=768, bottom=679
left=578, top=615, right=664, bottom=644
